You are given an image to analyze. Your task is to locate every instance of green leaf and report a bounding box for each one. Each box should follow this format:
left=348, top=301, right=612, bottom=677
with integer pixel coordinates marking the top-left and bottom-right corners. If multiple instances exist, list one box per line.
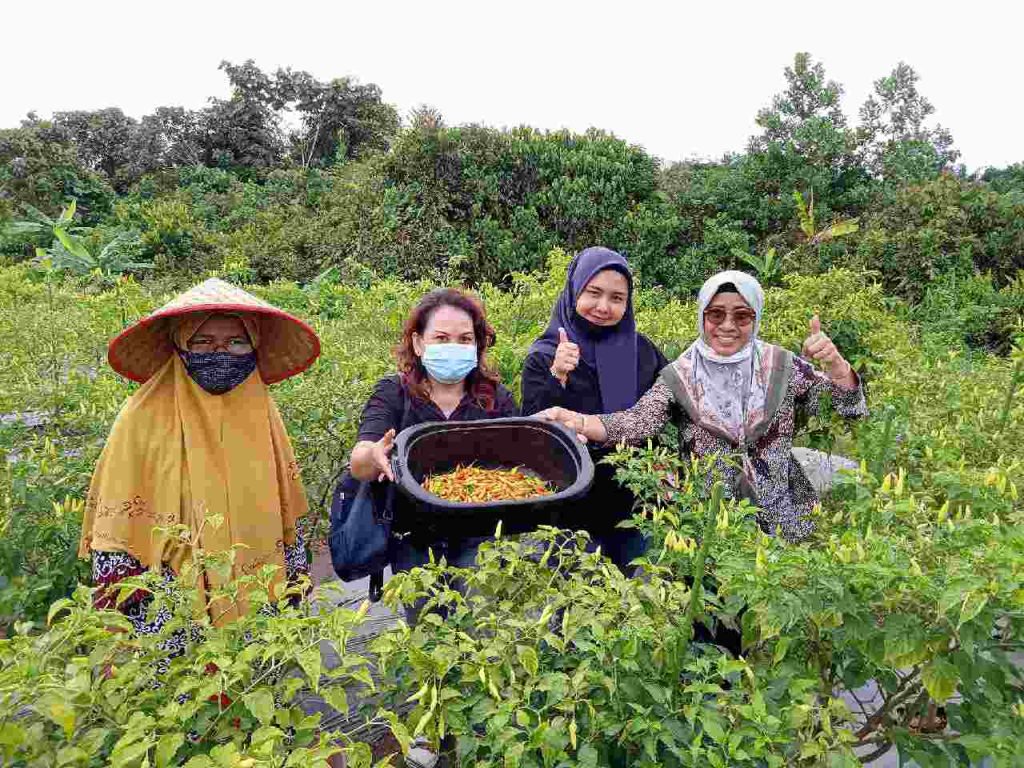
left=516, top=645, right=539, bottom=677
left=56, top=746, right=90, bottom=766
left=773, top=636, right=792, bottom=664
left=800, top=741, right=823, bottom=758
left=825, top=220, right=859, bottom=239
left=211, top=743, right=241, bottom=767
left=958, top=591, right=989, bottom=628
left=921, top=659, right=959, bottom=702
left=46, top=700, right=76, bottom=739
left=4, top=221, right=49, bottom=235
left=577, top=745, right=598, bottom=768
left=298, top=647, right=321, bottom=692
left=701, top=710, right=726, bottom=743
left=793, top=190, right=814, bottom=237
left=378, top=709, right=411, bottom=753
left=243, top=689, right=275, bottom=725
left=0, top=723, right=25, bottom=747
left=47, top=598, right=73, bottom=626
left=250, top=725, right=284, bottom=748
left=154, top=733, right=184, bottom=768
left=503, top=741, right=524, bottom=768
left=111, top=738, right=151, bottom=768
left=322, top=686, right=349, bottom=716
left=956, top=734, right=993, bottom=757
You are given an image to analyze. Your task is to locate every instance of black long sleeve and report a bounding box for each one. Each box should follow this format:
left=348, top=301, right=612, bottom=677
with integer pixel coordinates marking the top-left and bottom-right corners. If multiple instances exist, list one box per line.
left=521, top=335, right=668, bottom=416
left=521, top=350, right=569, bottom=415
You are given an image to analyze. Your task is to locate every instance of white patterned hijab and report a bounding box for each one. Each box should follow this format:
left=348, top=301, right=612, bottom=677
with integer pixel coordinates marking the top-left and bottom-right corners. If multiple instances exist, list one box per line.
left=683, top=271, right=767, bottom=442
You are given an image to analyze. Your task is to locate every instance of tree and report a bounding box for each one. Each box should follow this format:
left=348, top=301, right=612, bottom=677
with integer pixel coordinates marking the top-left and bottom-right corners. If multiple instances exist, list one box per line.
left=278, top=69, right=399, bottom=167
left=192, top=61, right=398, bottom=173
left=741, top=53, right=869, bottom=243
left=52, top=108, right=138, bottom=190
left=749, top=52, right=856, bottom=173
left=0, top=115, right=114, bottom=229
left=858, top=62, right=960, bottom=181
left=981, top=163, right=1024, bottom=196
left=124, top=106, right=204, bottom=178
left=195, top=60, right=287, bottom=173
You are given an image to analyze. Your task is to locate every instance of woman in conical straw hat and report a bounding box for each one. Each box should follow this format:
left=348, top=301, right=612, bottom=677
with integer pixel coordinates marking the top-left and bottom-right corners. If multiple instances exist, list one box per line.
left=79, top=278, right=320, bottom=627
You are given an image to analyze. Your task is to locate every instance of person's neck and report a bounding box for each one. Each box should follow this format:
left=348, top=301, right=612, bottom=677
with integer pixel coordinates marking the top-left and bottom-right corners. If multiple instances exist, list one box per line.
left=428, top=377, right=466, bottom=411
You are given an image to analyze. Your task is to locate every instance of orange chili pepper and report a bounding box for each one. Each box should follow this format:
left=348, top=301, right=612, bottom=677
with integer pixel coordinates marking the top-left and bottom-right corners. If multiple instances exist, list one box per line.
left=423, top=463, right=552, bottom=502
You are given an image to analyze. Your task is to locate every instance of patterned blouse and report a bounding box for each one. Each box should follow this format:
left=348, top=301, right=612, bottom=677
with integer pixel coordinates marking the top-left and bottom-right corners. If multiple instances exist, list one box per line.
left=599, top=354, right=867, bottom=541
left=92, top=528, right=310, bottom=635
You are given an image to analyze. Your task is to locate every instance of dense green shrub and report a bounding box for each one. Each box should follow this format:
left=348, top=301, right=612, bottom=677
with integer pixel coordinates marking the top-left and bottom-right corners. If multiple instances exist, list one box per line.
left=363, top=125, right=684, bottom=286
left=0, top=550, right=383, bottom=767
left=847, top=175, right=1024, bottom=302
left=913, top=272, right=1024, bottom=354
left=0, top=121, right=115, bottom=230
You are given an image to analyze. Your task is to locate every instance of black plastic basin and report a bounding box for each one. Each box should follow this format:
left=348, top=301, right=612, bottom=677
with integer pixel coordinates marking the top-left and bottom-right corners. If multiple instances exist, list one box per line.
left=391, top=417, right=594, bottom=537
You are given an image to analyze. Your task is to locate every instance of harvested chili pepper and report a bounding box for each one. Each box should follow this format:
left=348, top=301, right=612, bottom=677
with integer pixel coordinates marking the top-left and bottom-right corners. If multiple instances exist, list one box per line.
left=422, top=464, right=552, bottom=503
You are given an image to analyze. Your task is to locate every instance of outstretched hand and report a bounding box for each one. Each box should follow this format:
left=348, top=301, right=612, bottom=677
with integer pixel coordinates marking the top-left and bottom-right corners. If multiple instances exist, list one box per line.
left=801, top=315, right=855, bottom=386
left=371, top=429, right=396, bottom=482
left=534, top=406, right=611, bottom=444
left=536, top=407, right=589, bottom=443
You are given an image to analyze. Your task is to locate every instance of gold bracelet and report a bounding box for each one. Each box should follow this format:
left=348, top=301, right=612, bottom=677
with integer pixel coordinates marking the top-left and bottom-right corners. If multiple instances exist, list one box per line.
left=579, top=414, right=588, bottom=434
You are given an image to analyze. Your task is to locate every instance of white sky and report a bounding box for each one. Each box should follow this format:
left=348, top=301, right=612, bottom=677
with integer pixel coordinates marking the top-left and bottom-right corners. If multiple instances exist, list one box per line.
left=2, top=0, right=1021, bottom=171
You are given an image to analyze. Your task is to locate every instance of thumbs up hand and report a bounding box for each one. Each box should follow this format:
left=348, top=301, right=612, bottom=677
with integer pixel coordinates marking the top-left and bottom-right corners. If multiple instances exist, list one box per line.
left=802, top=315, right=856, bottom=387
left=551, top=327, right=581, bottom=385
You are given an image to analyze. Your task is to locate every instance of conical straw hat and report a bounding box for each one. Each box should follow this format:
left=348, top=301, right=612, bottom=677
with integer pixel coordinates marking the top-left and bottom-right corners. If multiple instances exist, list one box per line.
left=108, top=278, right=321, bottom=385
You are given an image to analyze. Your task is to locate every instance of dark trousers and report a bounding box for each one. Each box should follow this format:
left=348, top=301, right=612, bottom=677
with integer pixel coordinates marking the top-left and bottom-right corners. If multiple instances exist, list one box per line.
left=390, top=535, right=488, bottom=625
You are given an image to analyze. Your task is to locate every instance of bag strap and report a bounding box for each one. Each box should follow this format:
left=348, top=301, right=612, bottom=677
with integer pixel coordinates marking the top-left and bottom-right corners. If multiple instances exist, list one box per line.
left=368, top=375, right=413, bottom=602
left=369, top=570, right=385, bottom=602
left=395, top=373, right=414, bottom=432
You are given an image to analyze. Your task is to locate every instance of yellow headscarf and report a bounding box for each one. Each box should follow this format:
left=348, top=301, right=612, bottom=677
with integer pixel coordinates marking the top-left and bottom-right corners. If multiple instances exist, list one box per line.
left=79, top=311, right=308, bottom=623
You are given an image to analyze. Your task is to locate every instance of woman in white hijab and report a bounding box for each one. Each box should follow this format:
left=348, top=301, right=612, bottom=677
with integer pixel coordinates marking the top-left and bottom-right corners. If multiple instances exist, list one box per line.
left=538, top=271, right=867, bottom=541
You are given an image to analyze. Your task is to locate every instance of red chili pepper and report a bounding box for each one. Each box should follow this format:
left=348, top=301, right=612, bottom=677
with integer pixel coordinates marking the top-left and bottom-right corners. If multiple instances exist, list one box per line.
left=208, top=692, right=232, bottom=708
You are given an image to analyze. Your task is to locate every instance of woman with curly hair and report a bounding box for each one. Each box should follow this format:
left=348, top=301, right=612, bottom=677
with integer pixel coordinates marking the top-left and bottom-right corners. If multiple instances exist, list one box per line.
left=348, top=288, right=518, bottom=578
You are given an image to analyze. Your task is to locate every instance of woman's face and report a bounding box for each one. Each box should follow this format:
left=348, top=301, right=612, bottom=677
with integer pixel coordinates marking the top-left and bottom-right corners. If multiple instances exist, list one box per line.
left=703, top=292, right=756, bottom=356
left=412, top=305, right=476, bottom=358
left=188, top=315, right=252, bottom=355
left=575, top=269, right=629, bottom=327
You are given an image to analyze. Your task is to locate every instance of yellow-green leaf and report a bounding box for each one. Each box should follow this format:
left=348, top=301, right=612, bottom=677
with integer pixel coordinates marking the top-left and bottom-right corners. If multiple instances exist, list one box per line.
left=959, top=591, right=989, bottom=628
left=322, top=686, right=349, bottom=716
left=155, top=733, right=184, bottom=768
left=243, top=689, right=275, bottom=725
left=517, top=645, right=539, bottom=677
left=921, top=659, right=959, bottom=703
left=297, top=648, right=321, bottom=692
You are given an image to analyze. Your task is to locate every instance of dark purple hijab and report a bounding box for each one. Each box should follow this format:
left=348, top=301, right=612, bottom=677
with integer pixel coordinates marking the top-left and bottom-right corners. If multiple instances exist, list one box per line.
left=529, top=247, right=639, bottom=411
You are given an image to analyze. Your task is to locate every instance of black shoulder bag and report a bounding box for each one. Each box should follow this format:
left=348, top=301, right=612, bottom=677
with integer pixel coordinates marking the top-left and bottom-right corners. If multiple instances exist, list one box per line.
left=328, top=377, right=412, bottom=601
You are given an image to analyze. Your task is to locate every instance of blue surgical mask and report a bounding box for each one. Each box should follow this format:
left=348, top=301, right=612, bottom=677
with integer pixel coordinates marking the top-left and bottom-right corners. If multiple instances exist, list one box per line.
left=421, top=343, right=478, bottom=384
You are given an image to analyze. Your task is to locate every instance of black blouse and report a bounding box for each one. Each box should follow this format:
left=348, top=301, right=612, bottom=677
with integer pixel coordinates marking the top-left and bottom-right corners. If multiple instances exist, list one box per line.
left=357, top=375, right=519, bottom=443
left=520, top=334, right=669, bottom=533
left=520, top=334, right=669, bottom=417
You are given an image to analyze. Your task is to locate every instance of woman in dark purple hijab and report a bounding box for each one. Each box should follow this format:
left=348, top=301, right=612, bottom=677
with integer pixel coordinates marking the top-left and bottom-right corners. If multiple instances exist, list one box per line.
left=522, top=247, right=668, bottom=571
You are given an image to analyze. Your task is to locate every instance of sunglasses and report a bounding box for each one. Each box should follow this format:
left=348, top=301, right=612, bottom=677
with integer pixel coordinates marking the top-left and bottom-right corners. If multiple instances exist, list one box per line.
left=704, top=308, right=756, bottom=328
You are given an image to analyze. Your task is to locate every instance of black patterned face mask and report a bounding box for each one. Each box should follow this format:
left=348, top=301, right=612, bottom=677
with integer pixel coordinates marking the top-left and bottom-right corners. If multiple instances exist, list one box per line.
left=179, top=351, right=257, bottom=394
